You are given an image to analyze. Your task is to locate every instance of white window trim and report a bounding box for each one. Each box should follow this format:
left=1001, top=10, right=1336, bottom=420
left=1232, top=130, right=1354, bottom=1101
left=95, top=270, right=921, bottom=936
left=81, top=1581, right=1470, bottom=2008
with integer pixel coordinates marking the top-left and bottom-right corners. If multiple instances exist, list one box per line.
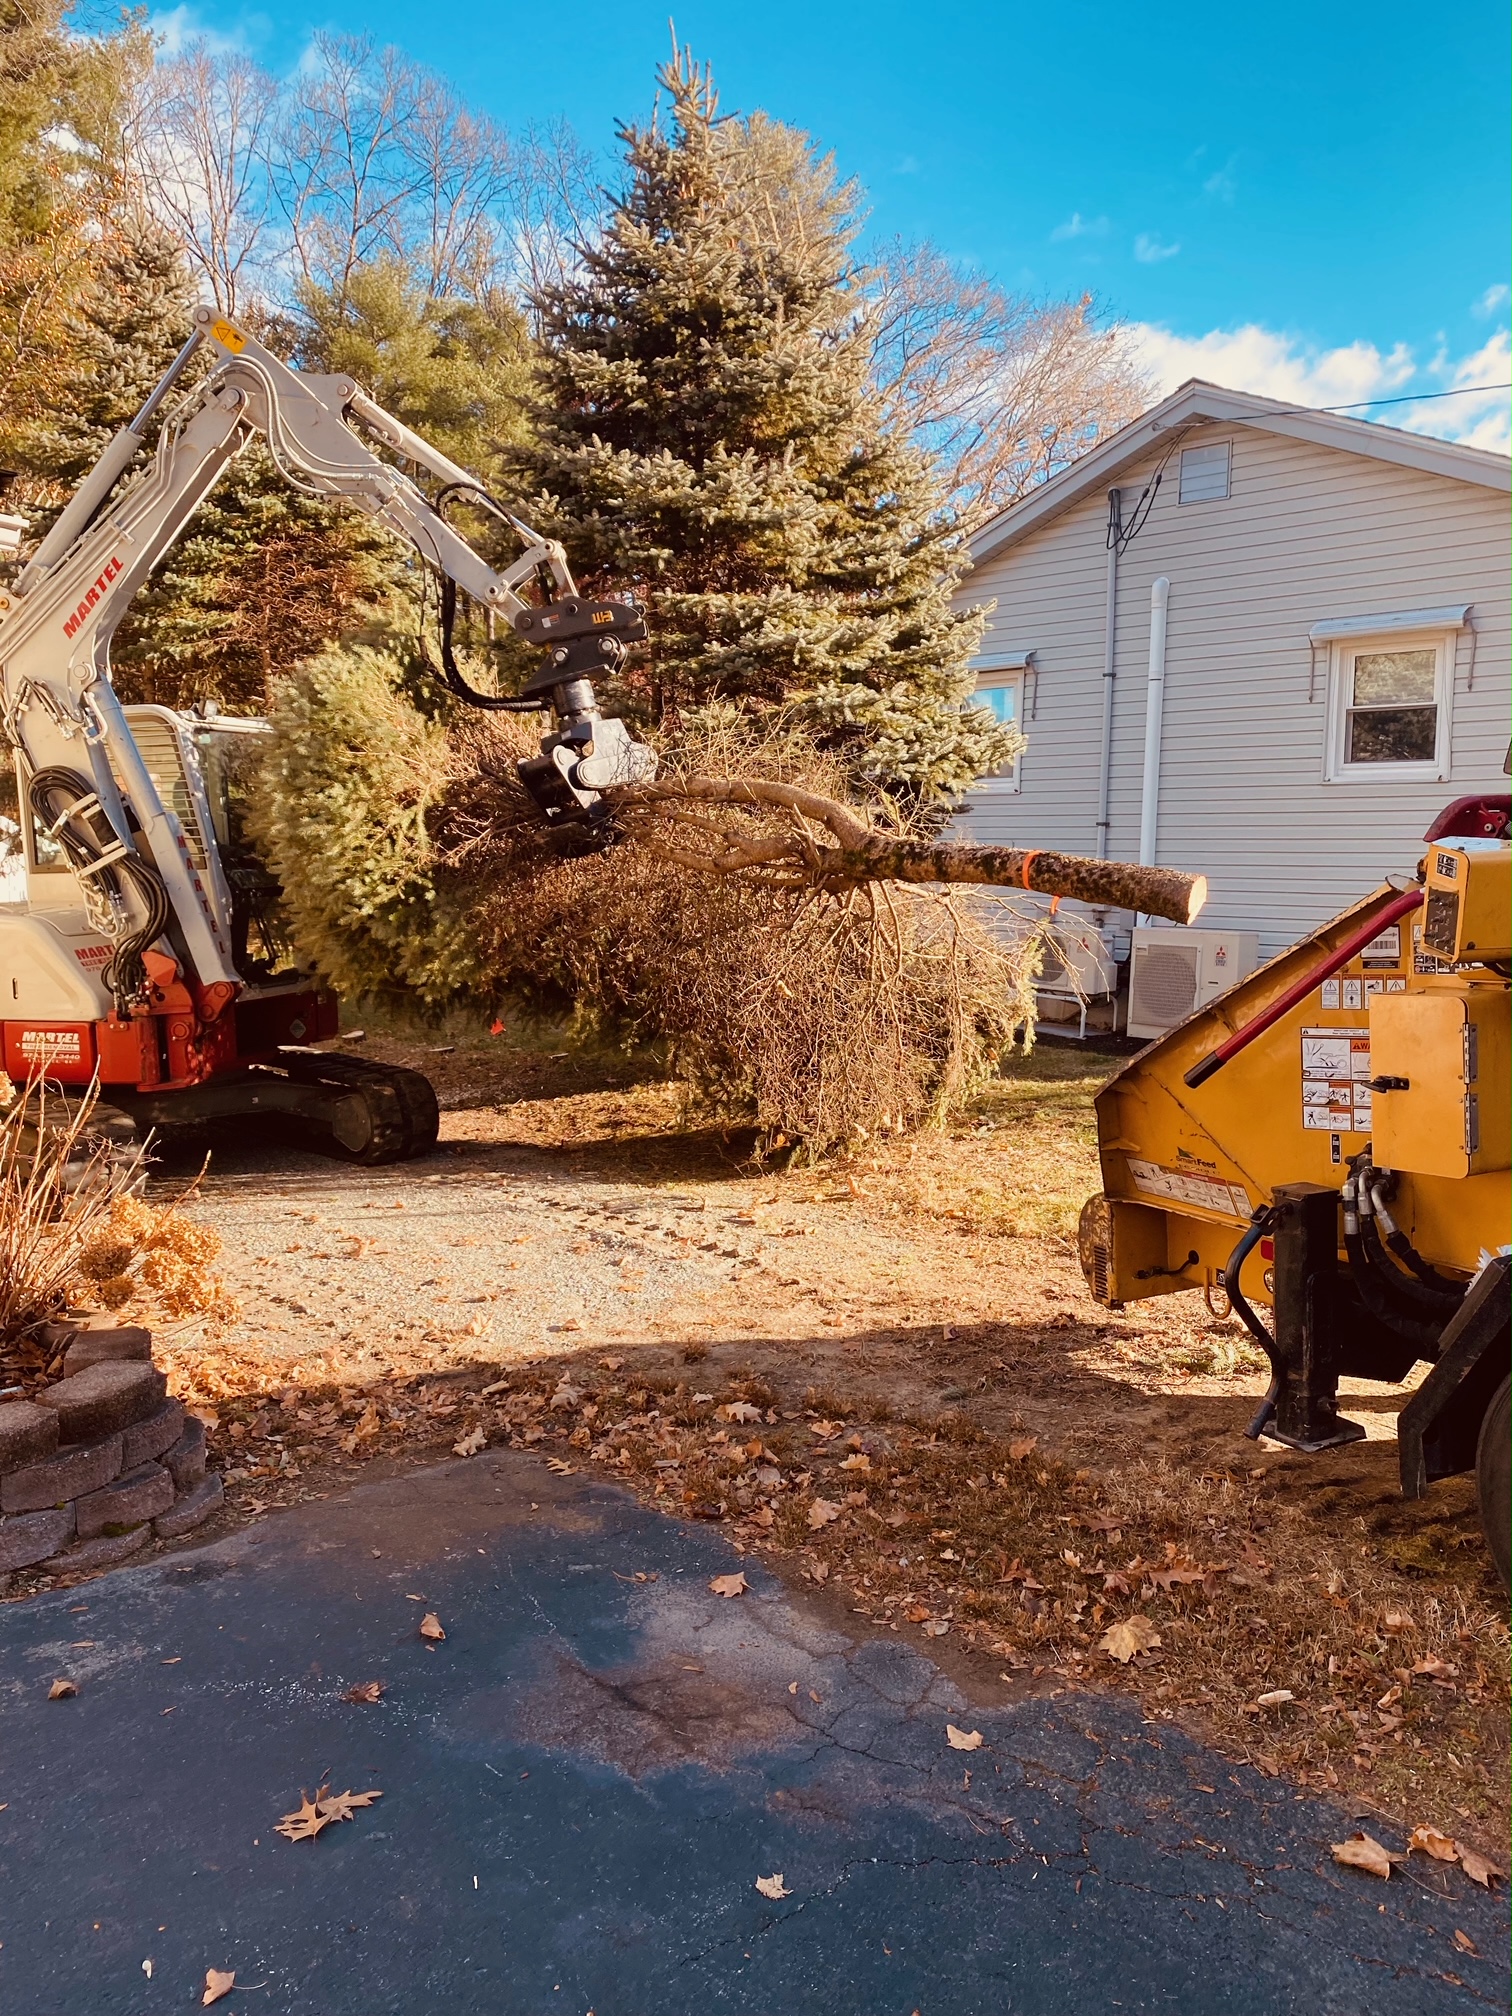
left=1323, top=628, right=1455, bottom=784
left=970, top=662, right=1025, bottom=792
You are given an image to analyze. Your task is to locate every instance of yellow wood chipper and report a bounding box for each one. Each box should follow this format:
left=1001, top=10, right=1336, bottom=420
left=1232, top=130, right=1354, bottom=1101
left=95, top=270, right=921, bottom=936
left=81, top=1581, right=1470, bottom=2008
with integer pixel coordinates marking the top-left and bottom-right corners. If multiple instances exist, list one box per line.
left=1078, top=795, right=1511, bottom=1585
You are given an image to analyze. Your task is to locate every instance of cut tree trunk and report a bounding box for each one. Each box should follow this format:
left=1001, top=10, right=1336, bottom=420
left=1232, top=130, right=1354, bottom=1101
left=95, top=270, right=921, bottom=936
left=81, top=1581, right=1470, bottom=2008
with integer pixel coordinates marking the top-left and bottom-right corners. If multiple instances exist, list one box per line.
left=610, top=776, right=1207, bottom=926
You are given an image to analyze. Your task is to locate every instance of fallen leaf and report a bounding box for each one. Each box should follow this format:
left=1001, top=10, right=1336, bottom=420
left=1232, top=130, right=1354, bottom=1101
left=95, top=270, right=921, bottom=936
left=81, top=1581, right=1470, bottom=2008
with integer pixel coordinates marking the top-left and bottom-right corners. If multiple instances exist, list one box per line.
left=719, top=1402, right=763, bottom=1424
left=1453, top=1929, right=1479, bottom=1956
left=755, top=1873, right=791, bottom=1899
left=274, top=1792, right=334, bottom=1843
left=807, top=1497, right=840, bottom=1530
left=453, top=1424, right=487, bottom=1457
left=419, top=1613, right=446, bottom=1641
left=202, top=1968, right=235, bottom=2005
left=142, top=1959, right=153, bottom=1979
left=341, top=1681, right=385, bottom=1704
left=1008, top=1436, right=1038, bottom=1462
left=546, top=1457, right=575, bottom=1475
left=1409, top=1824, right=1459, bottom=1863
left=317, top=1787, right=383, bottom=1823
left=946, top=1725, right=983, bottom=1751
left=922, top=1619, right=950, bottom=1637
left=1099, top=1616, right=1161, bottom=1663
left=709, top=1572, right=748, bottom=1599
left=48, top=1679, right=77, bottom=1700
left=599, top=1356, right=624, bottom=1371
left=1380, top=1609, right=1414, bottom=1634
left=1256, top=1690, right=1295, bottom=1708
left=1409, top=1656, right=1457, bottom=1679
left=838, top=1453, right=872, bottom=1471
left=1459, top=1846, right=1502, bottom=1888
left=1331, top=1833, right=1394, bottom=1879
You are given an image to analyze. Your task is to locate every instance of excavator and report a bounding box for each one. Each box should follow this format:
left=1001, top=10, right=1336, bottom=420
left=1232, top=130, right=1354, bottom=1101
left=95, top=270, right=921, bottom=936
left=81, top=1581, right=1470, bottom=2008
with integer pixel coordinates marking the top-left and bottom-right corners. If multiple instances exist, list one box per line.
left=1076, top=801, right=1511, bottom=1585
left=0, top=306, right=656, bottom=1163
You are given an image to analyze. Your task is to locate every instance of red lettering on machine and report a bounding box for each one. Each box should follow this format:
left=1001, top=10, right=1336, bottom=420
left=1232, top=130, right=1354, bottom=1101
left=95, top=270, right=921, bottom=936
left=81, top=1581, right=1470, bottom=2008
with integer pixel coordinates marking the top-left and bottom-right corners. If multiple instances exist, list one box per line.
left=61, top=556, right=124, bottom=640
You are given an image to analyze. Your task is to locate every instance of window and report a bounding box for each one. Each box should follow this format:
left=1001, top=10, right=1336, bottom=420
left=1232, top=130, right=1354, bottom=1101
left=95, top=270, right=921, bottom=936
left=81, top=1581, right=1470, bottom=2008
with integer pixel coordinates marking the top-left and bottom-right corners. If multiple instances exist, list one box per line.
left=1325, top=632, right=1454, bottom=781
left=970, top=670, right=1024, bottom=789
left=1179, top=441, right=1230, bottom=503
left=0, top=761, right=23, bottom=901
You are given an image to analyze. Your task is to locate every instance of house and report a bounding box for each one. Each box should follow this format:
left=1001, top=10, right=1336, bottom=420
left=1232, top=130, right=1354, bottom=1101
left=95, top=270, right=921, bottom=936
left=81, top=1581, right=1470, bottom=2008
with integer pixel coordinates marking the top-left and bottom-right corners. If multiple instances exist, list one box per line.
left=953, top=381, right=1511, bottom=1006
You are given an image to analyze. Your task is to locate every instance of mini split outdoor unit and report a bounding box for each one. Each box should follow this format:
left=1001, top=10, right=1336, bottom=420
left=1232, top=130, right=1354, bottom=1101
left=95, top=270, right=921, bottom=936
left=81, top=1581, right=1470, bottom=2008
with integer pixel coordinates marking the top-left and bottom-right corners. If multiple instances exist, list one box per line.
left=1037, top=921, right=1118, bottom=998
left=1126, top=926, right=1260, bottom=1041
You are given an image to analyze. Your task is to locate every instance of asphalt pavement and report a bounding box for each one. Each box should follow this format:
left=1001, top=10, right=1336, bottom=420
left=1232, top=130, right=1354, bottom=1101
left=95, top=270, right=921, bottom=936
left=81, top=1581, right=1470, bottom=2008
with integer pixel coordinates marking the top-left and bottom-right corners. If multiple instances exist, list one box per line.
left=0, top=1453, right=1504, bottom=2015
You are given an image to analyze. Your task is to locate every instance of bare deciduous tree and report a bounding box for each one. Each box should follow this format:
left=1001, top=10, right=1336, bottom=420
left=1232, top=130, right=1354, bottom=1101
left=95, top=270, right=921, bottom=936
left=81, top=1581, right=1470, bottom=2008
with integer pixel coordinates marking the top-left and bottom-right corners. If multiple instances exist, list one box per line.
left=867, top=239, right=1150, bottom=528
left=125, top=45, right=280, bottom=314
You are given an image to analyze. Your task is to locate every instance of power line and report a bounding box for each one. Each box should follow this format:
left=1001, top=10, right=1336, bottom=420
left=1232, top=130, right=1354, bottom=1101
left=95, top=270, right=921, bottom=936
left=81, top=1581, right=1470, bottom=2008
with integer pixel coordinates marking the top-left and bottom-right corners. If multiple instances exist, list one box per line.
left=1319, top=381, right=1511, bottom=413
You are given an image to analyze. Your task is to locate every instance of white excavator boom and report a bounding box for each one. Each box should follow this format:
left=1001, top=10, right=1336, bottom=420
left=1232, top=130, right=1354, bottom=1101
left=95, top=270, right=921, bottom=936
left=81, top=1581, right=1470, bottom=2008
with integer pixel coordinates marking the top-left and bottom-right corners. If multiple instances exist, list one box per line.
left=0, top=307, right=653, bottom=1157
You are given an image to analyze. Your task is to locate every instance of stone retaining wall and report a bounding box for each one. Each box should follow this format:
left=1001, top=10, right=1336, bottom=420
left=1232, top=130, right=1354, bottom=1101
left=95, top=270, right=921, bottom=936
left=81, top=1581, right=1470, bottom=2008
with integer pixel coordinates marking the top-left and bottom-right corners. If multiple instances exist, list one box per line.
left=0, top=1320, right=222, bottom=1585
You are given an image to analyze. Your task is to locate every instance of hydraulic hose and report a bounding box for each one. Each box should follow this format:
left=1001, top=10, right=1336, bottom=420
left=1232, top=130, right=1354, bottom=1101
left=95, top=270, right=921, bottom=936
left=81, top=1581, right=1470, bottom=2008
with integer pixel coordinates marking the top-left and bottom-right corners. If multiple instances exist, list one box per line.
left=1353, top=1159, right=1462, bottom=1314
left=436, top=575, right=548, bottom=713
left=28, top=767, right=170, bottom=1011
left=1341, top=1167, right=1446, bottom=1352
left=1222, top=1209, right=1284, bottom=1439
left=1368, top=1180, right=1464, bottom=1295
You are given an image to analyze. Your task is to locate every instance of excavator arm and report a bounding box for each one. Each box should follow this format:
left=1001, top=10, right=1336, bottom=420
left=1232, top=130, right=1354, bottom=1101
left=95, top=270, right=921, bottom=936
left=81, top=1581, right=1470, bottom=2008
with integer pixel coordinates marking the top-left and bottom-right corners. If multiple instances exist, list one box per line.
left=0, top=305, right=654, bottom=1012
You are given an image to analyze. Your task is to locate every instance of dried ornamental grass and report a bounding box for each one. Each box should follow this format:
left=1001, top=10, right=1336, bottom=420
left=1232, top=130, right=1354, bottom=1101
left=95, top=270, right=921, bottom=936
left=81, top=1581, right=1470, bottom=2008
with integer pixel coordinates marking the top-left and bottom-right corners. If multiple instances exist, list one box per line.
left=0, top=1076, right=149, bottom=1351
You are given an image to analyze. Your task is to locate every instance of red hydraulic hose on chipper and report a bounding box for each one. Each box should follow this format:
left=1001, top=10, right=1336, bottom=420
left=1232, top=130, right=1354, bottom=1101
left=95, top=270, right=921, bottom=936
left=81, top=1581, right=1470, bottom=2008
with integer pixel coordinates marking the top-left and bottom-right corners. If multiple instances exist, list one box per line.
left=1183, top=888, right=1424, bottom=1090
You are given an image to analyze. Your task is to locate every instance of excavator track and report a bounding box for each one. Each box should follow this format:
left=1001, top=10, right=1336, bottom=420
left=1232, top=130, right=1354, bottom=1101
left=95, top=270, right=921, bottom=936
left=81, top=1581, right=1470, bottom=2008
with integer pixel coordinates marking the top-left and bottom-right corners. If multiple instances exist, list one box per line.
left=272, top=1049, right=440, bottom=1165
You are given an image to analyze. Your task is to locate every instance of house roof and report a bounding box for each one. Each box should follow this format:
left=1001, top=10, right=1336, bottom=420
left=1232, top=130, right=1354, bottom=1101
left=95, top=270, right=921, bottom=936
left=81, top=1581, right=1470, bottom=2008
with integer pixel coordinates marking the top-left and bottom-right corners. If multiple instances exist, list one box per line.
left=966, top=379, right=1512, bottom=567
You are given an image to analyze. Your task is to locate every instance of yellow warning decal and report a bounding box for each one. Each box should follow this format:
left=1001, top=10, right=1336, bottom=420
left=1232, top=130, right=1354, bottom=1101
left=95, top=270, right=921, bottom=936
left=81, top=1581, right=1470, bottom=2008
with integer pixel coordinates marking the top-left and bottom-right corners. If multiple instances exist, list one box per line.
left=211, top=318, right=247, bottom=354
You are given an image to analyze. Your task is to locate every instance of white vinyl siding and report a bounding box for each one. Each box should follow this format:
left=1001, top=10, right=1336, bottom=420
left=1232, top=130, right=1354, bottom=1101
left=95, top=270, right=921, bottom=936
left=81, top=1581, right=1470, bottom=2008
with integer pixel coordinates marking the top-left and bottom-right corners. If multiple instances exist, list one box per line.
left=954, top=422, right=1510, bottom=960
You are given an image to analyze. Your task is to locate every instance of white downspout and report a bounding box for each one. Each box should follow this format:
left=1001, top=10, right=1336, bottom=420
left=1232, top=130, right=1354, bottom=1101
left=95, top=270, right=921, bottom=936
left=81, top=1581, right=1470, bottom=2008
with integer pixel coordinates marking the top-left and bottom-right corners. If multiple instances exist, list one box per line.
left=1136, top=576, right=1170, bottom=924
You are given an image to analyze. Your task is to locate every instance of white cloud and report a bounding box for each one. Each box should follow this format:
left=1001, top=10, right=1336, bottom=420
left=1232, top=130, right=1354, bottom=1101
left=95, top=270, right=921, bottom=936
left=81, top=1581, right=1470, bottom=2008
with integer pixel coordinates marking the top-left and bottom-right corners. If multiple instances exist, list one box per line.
left=1129, top=322, right=1411, bottom=404
left=1050, top=211, right=1109, bottom=242
left=1423, top=328, right=1511, bottom=452
left=1126, top=319, right=1510, bottom=454
left=1473, top=283, right=1509, bottom=317
left=1133, top=233, right=1180, bottom=263
left=147, top=5, right=266, bottom=57
left=1202, top=157, right=1239, bottom=203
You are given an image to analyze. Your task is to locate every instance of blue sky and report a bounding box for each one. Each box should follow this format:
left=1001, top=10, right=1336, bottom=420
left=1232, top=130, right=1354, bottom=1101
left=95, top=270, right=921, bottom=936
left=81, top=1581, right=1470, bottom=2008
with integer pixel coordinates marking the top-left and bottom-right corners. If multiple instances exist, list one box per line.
left=152, top=0, right=1511, bottom=449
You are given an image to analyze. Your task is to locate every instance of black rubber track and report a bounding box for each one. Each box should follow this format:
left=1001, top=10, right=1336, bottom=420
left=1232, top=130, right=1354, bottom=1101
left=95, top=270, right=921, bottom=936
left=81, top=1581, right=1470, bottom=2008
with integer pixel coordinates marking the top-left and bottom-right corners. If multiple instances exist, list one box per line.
left=273, top=1048, right=440, bottom=1164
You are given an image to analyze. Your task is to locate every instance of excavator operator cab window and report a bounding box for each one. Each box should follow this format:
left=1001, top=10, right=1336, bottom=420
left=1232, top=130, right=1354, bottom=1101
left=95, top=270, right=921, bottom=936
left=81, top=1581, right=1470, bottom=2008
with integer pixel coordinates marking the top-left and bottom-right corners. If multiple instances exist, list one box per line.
left=1, top=755, right=68, bottom=891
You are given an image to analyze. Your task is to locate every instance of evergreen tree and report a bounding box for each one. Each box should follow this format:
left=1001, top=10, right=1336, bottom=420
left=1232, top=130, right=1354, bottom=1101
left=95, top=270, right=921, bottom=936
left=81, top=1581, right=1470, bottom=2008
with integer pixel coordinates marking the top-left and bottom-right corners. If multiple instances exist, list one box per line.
left=109, top=442, right=402, bottom=713
left=517, top=52, right=1017, bottom=803
left=295, top=258, right=532, bottom=477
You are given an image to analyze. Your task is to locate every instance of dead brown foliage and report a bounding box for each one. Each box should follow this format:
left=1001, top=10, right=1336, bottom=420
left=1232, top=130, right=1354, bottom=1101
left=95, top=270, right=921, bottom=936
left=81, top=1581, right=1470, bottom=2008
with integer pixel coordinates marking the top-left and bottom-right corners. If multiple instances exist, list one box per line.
left=0, top=1078, right=237, bottom=1367
left=431, top=708, right=1049, bottom=1151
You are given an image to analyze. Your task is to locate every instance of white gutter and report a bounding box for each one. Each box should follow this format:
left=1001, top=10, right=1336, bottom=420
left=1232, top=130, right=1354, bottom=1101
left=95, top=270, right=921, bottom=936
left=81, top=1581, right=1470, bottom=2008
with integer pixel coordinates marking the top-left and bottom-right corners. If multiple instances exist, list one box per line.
left=1094, top=490, right=1121, bottom=859
left=1136, top=576, right=1171, bottom=921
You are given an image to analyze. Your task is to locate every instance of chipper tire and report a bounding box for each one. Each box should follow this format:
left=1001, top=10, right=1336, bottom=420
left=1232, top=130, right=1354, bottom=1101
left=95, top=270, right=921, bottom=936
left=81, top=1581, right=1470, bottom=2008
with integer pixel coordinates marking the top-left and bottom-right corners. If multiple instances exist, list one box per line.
left=274, top=1049, right=440, bottom=1166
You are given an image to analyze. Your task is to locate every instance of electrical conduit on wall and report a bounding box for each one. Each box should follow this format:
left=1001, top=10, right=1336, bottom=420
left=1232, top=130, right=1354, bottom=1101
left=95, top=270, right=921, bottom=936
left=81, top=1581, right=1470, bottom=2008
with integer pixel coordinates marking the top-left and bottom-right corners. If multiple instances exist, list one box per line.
left=1136, top=576, right=1171, bottom=925
left=1095, top=489, right=1121, bottom=861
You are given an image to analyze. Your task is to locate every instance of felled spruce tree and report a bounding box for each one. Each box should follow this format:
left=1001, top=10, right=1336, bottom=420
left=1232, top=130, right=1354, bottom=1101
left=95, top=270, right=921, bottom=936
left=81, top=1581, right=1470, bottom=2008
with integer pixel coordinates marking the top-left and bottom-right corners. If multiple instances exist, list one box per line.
left=518, top=52, right=1017, bottom=804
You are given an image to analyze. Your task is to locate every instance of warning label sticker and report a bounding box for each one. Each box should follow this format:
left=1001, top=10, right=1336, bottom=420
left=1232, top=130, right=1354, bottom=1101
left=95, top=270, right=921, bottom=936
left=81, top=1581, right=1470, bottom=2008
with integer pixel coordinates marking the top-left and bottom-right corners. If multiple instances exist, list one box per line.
left=1301, top=1025, right=1370, bottom=1134
left=1125, top=1158, right=1252, bottom=1220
